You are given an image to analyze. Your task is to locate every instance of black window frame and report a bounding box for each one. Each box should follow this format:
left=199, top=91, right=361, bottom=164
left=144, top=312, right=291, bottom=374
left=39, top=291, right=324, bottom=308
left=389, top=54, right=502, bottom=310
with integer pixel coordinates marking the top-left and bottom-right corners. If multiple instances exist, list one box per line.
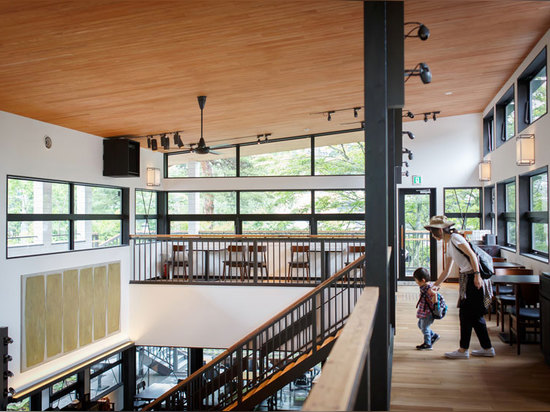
left=519, top=166, right=549, bottom=261
left=482, top=109, right=494, bottom=156
left=518, top=47, right=547, bottom=133
left=495, top=85, right=515, bottom=148
left=483, top=184, right=495, bottom=232
left=6, top=175, right=129, bottom=259
left=497, top=177, right=517, bottom=250
left=443, top=186, right=483, bottom=231
left=135, top=188, right=163, bottom=235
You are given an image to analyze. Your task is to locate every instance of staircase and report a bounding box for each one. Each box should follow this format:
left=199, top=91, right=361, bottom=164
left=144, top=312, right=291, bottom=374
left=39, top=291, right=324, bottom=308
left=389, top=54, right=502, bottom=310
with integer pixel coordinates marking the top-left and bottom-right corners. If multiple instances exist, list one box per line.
left=142, top=255, right=366, bottom=411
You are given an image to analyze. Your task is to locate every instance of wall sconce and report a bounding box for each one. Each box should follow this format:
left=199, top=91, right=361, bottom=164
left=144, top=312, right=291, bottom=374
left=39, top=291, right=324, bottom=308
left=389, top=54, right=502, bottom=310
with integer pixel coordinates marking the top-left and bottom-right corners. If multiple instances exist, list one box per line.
left=478, top=160, right=491, bottom=182
left=146, top=167, right=161, bottom=186
left=516, top=134, right=535, bottom=166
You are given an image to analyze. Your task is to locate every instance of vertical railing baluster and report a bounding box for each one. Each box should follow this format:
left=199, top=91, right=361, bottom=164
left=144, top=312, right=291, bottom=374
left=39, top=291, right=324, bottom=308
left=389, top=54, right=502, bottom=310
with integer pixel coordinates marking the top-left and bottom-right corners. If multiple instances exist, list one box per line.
left=188, top=239, right=194, bottom=284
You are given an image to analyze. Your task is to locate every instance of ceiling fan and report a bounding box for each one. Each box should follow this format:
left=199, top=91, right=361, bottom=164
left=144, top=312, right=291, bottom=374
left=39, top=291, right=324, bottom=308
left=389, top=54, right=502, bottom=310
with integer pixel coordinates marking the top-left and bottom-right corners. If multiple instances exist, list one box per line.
left=188, top=95, right=229, bottom=155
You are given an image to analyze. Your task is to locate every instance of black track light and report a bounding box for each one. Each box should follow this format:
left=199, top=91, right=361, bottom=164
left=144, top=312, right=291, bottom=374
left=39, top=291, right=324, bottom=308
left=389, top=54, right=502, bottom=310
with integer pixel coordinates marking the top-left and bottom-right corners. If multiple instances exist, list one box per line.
left=432, top=111, right=439, bottom=121
left=403, top=148, right=413, bottom=160
left=257, top=134, right=262, bottom=144
left=264, top=133, right=271, bottom=142
left=402, top=161, right=409, bottom=168
left=424, top=113, right=429, bottom=122
left=402, top=170, right=410, bottom=177
left=402, top=131, right=415, bottom=140
left=4, top=336, right=13, bottom=345
left=353, top=107, right=360, bottom=118
left=174, top=132, right=184, bottom=148
left=4, top=370, right=13, bottom=378
left=404, top=22, right=430, bottom=41
left=327, top=111, right=334, bottom=121
left=161, top=133, right=169, bottom=150
left=4, top=354, right=12, bottom=362
left=147, top=136, right=152, bottom=148
left=404, top=62, right=431, bottom=84
left=151, top=138, right=158, bottom=151
left=403, top=111, right=414, bottom=119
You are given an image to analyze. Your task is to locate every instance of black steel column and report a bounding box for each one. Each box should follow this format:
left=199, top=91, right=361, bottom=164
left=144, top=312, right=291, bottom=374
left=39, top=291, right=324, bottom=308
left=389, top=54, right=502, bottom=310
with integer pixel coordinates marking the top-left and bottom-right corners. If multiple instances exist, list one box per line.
left=122, top=346, right=136, bottom=411
left=1, top=328, right=12, bottom=411
left=189, top=348, right=204, bottom=374
left=364, top=2, right=403, bottom=409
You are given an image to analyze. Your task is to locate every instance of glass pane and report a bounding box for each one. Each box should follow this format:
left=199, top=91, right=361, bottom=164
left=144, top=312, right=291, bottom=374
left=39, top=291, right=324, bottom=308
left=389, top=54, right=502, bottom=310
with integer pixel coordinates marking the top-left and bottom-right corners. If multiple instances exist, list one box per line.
left=240, top=191, right=311, bottom=214
left=6, top=397, right=30, bottom=411
left=533, top=223, right=548, bottom=254
left=7, top=221, right=69, bottom=257
left=505, top=182, right=516, bottom=212
left=74, top=185, right=121, bottom=214
left=136, top=218, right=157, bottom=235
left=240, top=140, right=311, bottom=176
left=317, top=220, right=365, bottom=235
left=403, top=194, right=431, bottom=277
left=50, top=391, right=76, bottom=410
left=444, top=188, right=480, bottom=214
left=507, top=221, right=516, bottom=245
left=90, top=365, right=121, bottom=400
left=530, top=65, right=547, bottom=123
left=314, top=190, right=365, bottom=214
left=137, top=347, right=189, bottom=386
left=242, top=220, right=310, bottom=235
left=90, top=354, right=121, bottom=375
left=314, top=133, right=364, bottom=175
left=505, top=100, right=515, bottom=140
left=51, top=374, right=78, bottom=395
left=168, top=192, right=236, bottom=214
left=136, top=190, right=157, bottom=215
left=170, top=221, right=235, bottom=235
left=531, top=173, right=548, bottom=212
left=167, top=148, right=237, bottom=178
left=74, top=220, right=121, bottom=249
left=447, top=217, right=480, bottom=231
left=8, top=178, right=69, bottom=214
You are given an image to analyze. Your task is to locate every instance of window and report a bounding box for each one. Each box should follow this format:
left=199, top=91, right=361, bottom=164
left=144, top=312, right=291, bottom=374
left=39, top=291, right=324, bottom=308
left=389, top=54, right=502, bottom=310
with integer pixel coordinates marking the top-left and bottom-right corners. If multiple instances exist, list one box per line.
left=166, top=148, right=237, bottom=178
left=242, top=220, right=310, bottom=235
left=7, top=177, right=128, bottom=257
left=49, top=374, right=78, bottom=409
left=314, top=133, right=364, bottom=175
left=136, top=189, right=158, bottom=235
left=317, top=220, right=365, bottom=235
left=168, top=192, right=236, bottom=215
left=443, top=187, right=481, bottom=230
left=497, top=179, right=516, bottom=249
left=314, top=190, right=365, bottom=214
left=518, top=47, right=547, bottom=131
left=505, top=99, right=515, bottom=140
left=482, top=110, right=494, bottom=155
left=240, top=140, right=311, bottom=176
left=495, top=86, right=515, bottom=147
left=240, top=191, right=311, bottom=214
left=170, top=220, right=235, bottom=235
left=519, top=168, right=548, bottom=259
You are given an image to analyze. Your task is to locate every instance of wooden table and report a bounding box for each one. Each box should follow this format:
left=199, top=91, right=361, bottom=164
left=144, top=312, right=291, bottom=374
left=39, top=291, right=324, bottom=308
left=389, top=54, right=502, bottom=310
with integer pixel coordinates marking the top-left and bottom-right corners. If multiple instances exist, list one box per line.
left=492, top=275, right=540, bottom=343
left=493, top=261, right=526, bottom=269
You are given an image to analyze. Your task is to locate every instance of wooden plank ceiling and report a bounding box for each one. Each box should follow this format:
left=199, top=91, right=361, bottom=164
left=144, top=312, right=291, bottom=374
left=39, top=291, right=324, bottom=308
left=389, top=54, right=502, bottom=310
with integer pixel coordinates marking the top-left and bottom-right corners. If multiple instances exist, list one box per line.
left=0, top=0, right=549, bottom=152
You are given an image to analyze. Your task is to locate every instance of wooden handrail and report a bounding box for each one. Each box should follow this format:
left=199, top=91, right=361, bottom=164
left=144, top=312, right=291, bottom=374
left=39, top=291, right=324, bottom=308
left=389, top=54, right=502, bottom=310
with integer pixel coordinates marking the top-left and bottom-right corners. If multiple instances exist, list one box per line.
left=130, top=234, right=366, bottom=239
left=302, top=287, right=379, bottom=411
left=142, top=255, right=366, bottom=411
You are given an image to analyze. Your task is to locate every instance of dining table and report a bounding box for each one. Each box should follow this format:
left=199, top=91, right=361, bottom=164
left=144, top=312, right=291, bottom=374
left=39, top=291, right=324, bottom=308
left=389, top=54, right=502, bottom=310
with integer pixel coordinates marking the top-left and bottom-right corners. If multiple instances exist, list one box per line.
left=134, top=382, right=174, bottom=402
left=493, top=261, right=526, bottom=269
left=492, top=274, right=540, bottom=343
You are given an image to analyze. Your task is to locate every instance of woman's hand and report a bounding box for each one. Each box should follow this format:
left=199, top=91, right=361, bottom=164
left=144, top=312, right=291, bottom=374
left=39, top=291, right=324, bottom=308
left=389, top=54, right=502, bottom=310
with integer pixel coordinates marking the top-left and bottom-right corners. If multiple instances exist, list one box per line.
left=474, top=273, right=483, bottom=289
left=431, top=284, right=440, bottom=292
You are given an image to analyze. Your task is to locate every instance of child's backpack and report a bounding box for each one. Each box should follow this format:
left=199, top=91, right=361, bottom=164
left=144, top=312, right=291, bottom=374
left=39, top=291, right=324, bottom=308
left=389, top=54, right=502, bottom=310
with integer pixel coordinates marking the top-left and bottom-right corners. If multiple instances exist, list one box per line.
left=418, top=289, right=448, bottom=320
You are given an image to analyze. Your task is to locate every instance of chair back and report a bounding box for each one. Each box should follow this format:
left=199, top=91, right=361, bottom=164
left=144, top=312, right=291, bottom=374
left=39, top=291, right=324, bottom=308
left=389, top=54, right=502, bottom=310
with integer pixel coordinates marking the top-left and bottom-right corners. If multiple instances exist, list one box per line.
left=494, top=267, right=533, bottom=276
left=248, top=245, right=267, bottom=262
left=290, top=245, right=310, bottom=262
left=226, top=245, right=246, bottom=261
left=518, top=283, right=540, bottom=307
left=348, top=245, right=366, bottom=254
left=172, top=244, right=188, bottom=262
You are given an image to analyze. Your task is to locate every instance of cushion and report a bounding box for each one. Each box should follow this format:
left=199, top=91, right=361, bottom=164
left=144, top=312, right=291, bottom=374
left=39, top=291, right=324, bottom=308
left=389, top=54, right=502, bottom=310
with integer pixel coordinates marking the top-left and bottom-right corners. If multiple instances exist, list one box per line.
left=508, top=307, right=540, bottom=319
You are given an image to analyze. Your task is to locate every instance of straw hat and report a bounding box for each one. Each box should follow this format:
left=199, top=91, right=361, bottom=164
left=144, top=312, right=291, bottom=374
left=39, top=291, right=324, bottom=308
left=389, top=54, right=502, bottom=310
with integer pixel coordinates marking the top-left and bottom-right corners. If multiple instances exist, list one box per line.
left=424, top=215, right=455, bottom=230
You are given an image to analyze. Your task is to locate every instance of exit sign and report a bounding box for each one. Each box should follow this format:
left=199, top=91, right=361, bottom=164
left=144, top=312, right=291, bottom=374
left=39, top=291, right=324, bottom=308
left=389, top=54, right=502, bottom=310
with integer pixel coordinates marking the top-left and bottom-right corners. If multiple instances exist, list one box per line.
left=412, top=175, right=422, bottom=185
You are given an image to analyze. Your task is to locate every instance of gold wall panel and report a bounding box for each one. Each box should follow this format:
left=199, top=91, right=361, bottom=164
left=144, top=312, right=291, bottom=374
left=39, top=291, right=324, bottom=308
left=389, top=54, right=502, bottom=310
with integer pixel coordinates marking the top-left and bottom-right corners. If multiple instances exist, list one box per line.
left=46, top=273, right=62, bottom=358
left=107, top=262, right=121, bottom=335
left=63, top=270, right=79, bottom=352
left=93, top=266, right=107, bottom=341
left=25, top=275, right=45, bottom=368
left=79, top=268, right=93, bottom=347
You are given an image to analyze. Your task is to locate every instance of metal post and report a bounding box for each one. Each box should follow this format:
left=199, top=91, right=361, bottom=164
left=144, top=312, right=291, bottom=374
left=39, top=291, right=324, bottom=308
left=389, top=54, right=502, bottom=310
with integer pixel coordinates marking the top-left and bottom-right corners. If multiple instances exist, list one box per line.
left=122, top=345, right=136, bottom=411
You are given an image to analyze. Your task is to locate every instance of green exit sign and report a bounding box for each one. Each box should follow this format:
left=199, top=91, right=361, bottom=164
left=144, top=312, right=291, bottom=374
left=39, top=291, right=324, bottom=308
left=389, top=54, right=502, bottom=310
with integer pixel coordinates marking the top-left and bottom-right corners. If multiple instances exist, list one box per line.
left=412, top=175, right=422, bottom=185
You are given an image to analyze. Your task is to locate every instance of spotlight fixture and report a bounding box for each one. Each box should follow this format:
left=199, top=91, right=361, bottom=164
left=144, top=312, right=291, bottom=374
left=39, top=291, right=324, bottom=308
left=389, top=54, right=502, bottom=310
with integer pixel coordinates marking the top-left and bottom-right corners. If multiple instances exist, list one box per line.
left=403, top=148, right=413, bottom=160
left=402, top=131, right=415, bottom=140
left=432, top=111, right=439, bottom=121
left=264, top=133, right=271, bottom=142
left=3, top=336, right=13, bottom=345
left=402, top=161, right=409, bottom=168
left=151, top=138, right=158, bottom=151
left=403, top=111, right=415, bottom=119
left=353, top=107, right=360, bottom=118
left=424, top=113, right=429, bottom=122
left=257, top=135, right=262, bottom=144
left=327, top=111, right=335, bottom=121
left=147, top=136, right=152, bottom=148
left=404, top=22, right=430, bottom=41
left=173, top=132, right=184, bottom=148
left=402, top=170, right=410, bottom=177
left=161, top=134, right=170, bottom=150
left=404, top=62, right=431, bottom=84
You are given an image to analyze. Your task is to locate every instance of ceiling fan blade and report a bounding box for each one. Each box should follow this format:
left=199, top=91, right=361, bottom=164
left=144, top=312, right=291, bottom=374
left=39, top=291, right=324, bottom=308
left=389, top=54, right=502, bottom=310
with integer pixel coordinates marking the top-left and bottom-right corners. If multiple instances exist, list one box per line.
left=208, top=150, right=221, bottom=155
left=209, top=143, right=234, bottom=150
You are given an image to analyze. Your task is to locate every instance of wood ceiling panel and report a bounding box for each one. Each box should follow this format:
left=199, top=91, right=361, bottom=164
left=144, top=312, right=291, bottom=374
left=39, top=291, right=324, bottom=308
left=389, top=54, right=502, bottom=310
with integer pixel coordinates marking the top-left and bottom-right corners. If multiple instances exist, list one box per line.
left=0, top=0, right=549, bottom=151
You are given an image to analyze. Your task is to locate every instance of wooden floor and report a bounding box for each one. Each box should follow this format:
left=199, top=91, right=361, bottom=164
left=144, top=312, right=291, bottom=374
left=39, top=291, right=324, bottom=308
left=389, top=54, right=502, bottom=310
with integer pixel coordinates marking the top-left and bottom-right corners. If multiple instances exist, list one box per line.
left=391, top=283, right=550, bottom=411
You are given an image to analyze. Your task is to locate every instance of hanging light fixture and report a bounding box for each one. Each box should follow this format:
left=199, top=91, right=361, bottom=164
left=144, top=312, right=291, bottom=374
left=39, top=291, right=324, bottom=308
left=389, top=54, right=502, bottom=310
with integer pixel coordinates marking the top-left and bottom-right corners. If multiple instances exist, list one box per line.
left=516, top=134, right=535, bottom=165
left=478, top=160, right=491, bottom=182
left=146, top=167, right=161, bottom=186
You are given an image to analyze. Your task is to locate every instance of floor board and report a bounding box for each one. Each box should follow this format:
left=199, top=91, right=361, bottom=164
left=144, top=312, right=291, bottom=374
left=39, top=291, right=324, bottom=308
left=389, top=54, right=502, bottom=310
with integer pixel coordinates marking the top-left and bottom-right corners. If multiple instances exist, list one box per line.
left=391, top=283, right=550, bottom=411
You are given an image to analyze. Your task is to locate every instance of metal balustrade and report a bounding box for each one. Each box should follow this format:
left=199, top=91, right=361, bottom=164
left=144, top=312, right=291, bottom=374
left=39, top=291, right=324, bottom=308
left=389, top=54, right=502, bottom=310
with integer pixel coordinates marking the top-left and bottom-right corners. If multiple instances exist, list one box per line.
left=141, top=255, right=367, bottom=411
left=130, top=235, right=366, bottom=286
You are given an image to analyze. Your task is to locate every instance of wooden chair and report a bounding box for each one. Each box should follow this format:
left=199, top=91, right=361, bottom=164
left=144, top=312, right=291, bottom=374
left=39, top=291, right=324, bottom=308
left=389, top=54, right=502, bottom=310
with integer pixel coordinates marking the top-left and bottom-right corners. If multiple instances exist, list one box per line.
left=509, top=283, right=541, bottom=355
left=494, top=268, right=533, bottom=330
left=247, top=245, right=269, bottom=278
left=222, top=245, right=249, bottom=281
left=172, top=244, right=189, bottom=279
left=287, top=245, right=310, bottom=282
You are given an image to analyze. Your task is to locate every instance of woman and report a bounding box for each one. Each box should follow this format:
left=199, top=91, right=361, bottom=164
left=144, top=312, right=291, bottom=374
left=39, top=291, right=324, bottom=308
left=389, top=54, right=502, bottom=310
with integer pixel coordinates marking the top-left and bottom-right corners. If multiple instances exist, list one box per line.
left=425, top=215, right=495, bottom=359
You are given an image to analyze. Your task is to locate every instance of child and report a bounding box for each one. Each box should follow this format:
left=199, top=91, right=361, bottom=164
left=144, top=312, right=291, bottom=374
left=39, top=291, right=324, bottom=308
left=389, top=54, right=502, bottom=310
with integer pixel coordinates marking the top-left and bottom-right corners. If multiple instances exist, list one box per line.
left=413, top=267, right=440, bottom=350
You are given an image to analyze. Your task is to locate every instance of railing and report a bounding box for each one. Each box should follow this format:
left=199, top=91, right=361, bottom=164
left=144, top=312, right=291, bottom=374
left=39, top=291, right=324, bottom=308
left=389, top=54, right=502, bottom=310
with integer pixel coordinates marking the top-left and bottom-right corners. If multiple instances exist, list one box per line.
left=302, top=287, right=378, bottom=411
left=130, top=235, right=366, bottom=286
left=142, top=255, right=368, bottom=411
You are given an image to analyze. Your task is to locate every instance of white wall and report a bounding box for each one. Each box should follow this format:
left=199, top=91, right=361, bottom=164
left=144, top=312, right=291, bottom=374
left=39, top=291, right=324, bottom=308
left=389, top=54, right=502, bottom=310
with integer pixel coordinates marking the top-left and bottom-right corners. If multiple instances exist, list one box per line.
left=129, top=284, right=312, bottom=348
left=481, top=29, right=550, bottom=275
left=0, top=110, right=163, bottom=390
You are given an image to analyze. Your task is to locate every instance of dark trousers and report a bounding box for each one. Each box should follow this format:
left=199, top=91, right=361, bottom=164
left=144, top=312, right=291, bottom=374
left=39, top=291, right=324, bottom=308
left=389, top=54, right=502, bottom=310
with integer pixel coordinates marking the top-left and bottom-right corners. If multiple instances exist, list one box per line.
left=459, top=275, right=492, bottom=350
